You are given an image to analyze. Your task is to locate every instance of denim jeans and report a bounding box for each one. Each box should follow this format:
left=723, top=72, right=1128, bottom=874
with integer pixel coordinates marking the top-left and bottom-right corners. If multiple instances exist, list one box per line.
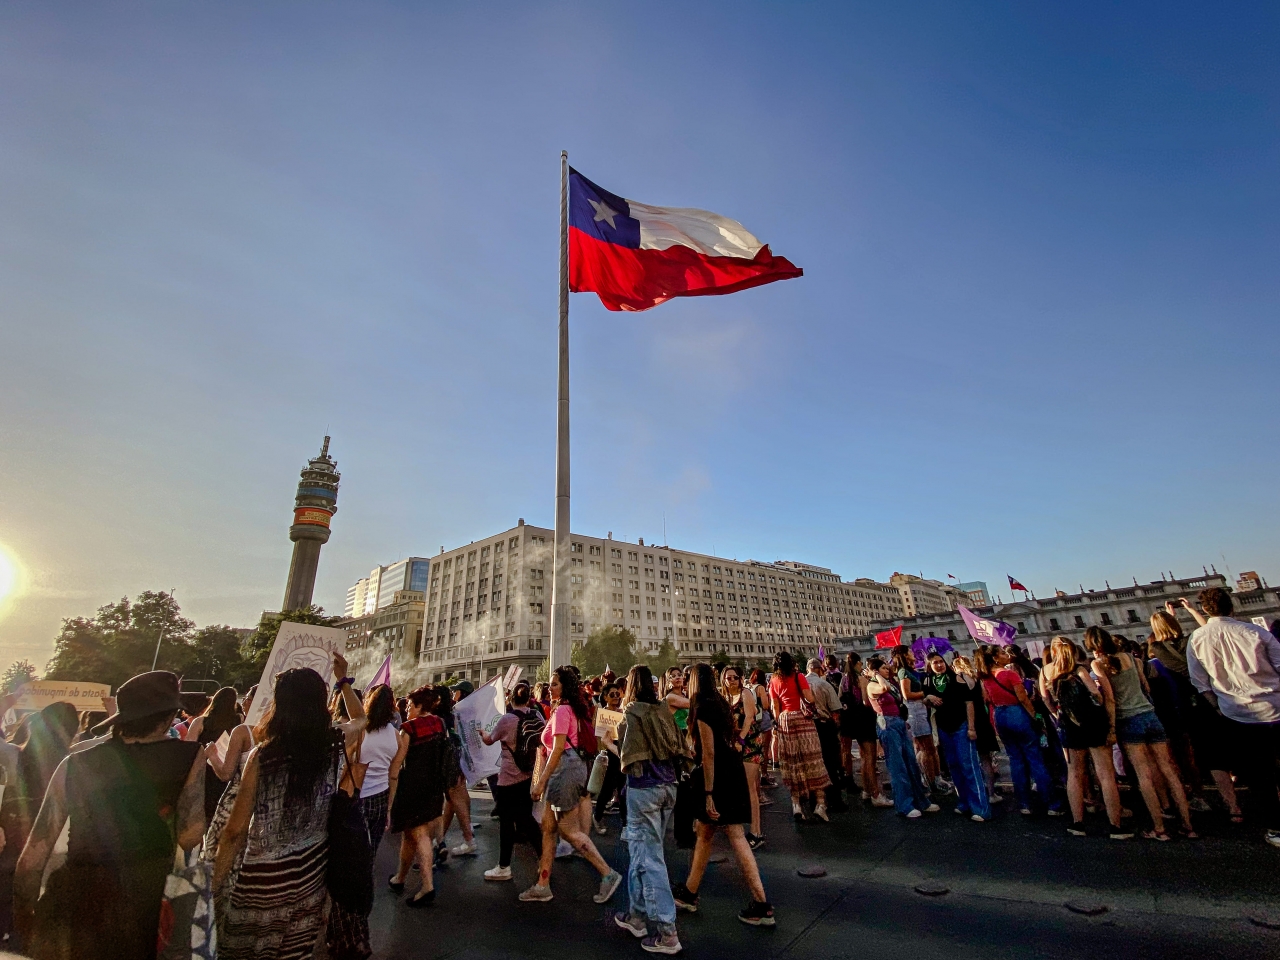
left=622, top=783, right=678, bottom=935
left=937, top=722, right=990, bottom=820
left=994, top=704, right=1060, bottom=811
left=876, top=715, right=930, bottom=815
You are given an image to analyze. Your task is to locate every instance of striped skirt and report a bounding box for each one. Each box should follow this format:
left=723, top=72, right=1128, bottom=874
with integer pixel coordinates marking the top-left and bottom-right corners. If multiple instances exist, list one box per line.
left=219, top=839, right=329, bottom=960
left=776, top=710, right=832, bottom=794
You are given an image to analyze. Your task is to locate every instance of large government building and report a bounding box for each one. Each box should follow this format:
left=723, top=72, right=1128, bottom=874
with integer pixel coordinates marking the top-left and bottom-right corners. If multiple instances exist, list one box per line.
left=338, top=521, right=932, bottom=688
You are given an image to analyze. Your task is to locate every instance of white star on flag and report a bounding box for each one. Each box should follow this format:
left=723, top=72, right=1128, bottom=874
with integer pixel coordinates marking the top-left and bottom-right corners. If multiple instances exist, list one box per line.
left=589, top=198, right=619, bottom=230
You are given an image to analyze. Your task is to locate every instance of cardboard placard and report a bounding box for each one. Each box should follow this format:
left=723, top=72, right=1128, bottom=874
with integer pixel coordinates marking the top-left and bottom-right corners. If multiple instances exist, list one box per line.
left=594, top=707, right=624, bottom=738
left=244, top=621, right=346, bottom=729
left=13, top=680, right=112, bottom=713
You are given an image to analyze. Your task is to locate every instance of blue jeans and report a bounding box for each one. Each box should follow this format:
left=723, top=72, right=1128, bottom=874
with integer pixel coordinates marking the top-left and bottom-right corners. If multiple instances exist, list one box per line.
left=622, top=783, right=677, bottom=935
left=937, top=722, right=990, bottom=820
left=876, top=715, right=930, bottom=815
left=994, top=704, right=1060, bottom=812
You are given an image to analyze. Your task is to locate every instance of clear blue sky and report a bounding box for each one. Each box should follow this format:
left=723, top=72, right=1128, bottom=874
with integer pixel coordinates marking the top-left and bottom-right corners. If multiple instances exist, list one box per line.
left=2, top=2, right=1277, bottom=667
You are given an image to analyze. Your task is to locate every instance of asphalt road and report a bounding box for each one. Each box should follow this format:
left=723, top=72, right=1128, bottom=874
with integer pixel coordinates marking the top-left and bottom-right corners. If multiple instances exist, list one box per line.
left=367, top=779, right=1280, bottom=960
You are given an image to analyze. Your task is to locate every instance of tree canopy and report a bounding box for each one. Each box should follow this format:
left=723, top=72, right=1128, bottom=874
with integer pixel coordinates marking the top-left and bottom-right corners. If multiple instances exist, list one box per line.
left=40, top=591, right=338, bottom=692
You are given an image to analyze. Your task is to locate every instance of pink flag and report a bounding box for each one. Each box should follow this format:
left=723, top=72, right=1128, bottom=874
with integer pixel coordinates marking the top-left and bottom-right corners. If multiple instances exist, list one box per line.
left=369, top=654, right=391, bottom=690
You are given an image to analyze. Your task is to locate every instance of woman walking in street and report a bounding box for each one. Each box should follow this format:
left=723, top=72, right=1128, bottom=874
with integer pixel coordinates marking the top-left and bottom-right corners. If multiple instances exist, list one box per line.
left=673, top=664, right=774, bottom=929
left=520, top=666, right=622, bottom=905
left=612, top=665, right=688, bottom=954
left=767, top=651, right=830, bottom=821
left=432, top=687, right=477, bottom=858
left=215, top=657, right=366, bottom=959
left=592, top=682, right=627, bottom=834
left=975, top=646, right=1063, bottom=817
left=748, top=669, right=776, bottom=787
left=1039, top=637, right=1130, bottom=839
left=721, top=665, right=766, bottom=848
left=1084, top=626, right=1196, bottom=840
left=387, top=685, right=451, bottom=906
left=480, top=682, right=545, bottom=881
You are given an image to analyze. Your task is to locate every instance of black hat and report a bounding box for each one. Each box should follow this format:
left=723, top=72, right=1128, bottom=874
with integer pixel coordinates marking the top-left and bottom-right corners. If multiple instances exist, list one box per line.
left=91, top=671, right=183, bottom=736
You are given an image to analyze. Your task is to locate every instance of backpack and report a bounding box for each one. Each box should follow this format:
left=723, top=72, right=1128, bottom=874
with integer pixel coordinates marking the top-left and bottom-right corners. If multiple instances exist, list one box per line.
left=576, top=713, right=599, bottom=758
left=512, top=708, right=546, bottom=773
left=1056, top=674, right=1107, bottom=731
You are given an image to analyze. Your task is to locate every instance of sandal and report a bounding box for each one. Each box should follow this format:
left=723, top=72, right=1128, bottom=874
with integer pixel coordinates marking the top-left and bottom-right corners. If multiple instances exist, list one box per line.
left=1229, top=812, right=1245, bottom=824
left=1141, top=830, right=1171, bottom=842
left=1180, top=828, right=1201, bottom=840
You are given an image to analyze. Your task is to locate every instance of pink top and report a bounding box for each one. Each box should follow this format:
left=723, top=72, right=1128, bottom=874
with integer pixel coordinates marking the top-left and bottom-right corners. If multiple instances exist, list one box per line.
left=541, top=704, right=581, bottom=753
left=868, top=684, right=900, bottom=717
left=982, top=669, right=1024, bottom=707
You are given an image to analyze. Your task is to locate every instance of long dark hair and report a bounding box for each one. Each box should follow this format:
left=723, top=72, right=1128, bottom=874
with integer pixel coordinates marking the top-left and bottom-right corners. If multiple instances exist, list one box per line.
left=843, top=652, right=863, bottom=693
left=1084, top=626, right=1122, bottom=673
left=19, top=702, right=78, bottom=800
left=554, top=665, right=591, bottom=723
left=623, top=664, right=658, bottom=706
left=364, top=684, right=395, bottom=732
left=430, top=685, right=454, bottom=724
left=687, top=663, right=733, bottom=748
left=200, top=687, right=241, bottom=743
left=772, top=650, right=797, bottom=678
left=257, top=668, right=341, bottom=805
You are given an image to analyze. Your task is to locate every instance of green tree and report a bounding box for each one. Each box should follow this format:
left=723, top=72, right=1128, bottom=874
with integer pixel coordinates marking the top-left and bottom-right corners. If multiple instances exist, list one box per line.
left=648, top=639, right=680, bottom=674
left=45, top=591, right=195, bottom=689
left=1, top=659, right=38, bottom=694
left=184, top=626, right=253, bottom=689
left=572, top=625, right=639, bottom=676
left=709, top=648, right=731, bottom=669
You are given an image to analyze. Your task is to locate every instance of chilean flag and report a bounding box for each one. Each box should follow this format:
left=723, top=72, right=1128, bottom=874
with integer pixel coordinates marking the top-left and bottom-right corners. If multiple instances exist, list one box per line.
left=569, top=169, right=803, bottom=312
left=1007, top=575, right=1029, bottom=593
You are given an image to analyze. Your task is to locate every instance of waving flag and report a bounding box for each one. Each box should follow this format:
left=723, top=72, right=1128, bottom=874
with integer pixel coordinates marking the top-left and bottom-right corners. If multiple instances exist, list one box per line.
left=958, top=605, right=1017, bottom=646
left=368, top=654, right=391, bottom=691
left=875, top=625, right=903, bottom=649
left=568, top=169, right=802, bottom=312
left=1008, top=575, right=1029, bottom=593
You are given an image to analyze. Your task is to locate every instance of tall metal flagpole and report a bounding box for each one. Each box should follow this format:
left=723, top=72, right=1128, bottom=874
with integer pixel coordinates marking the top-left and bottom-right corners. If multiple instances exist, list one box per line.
left=549, top=151, right=571, bottom=674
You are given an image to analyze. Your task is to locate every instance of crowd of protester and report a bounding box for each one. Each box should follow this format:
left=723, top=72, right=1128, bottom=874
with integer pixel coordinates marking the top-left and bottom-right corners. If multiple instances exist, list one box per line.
left=0, top=585, right=1275, bottom=957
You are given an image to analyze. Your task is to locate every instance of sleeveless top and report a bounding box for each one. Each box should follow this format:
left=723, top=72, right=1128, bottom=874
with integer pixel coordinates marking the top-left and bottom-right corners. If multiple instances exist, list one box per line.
left=359, top=723, right=401, bottom=798
left=66, top=737, right=197, bottom=867
left=1109, top=660, right=1153, bottom=719
left=244, top=741, right=342, bottom=863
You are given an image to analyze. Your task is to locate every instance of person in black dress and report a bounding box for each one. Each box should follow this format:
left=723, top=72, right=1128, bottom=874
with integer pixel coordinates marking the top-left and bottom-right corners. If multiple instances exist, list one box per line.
left=388, top=686, right=450, bottom=906
left=672, top=664, right=774, bottom=927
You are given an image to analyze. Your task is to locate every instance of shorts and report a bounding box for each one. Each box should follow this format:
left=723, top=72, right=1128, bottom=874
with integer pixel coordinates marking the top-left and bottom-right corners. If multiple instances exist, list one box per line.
left=1115, top=710, right=1167, bottom=746
left=544, top=749, right=589, bottom=813
left=906, top=701, right=932, bottom=739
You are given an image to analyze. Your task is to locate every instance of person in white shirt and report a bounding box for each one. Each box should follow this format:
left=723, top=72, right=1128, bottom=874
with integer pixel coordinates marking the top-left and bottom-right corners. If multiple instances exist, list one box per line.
left=1186, top=587, right=1280, bottom=847
left=805, top=660, right=847, bottom=812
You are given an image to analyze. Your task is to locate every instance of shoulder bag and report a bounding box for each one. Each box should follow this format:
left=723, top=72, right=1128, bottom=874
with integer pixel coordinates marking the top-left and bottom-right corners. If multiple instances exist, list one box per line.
left=326, top=733, right=373, bottom=915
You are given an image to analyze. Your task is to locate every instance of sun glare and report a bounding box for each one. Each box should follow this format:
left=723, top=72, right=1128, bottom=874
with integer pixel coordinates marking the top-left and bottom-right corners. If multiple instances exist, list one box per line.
left=0, top=545, right=19, bottom=609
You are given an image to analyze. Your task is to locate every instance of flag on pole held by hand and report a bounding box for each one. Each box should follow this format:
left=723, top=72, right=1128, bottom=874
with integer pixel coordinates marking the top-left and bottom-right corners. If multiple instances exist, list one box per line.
left=568, top=169, right=802, bottom=312
left=368, top=654, right=391, bottom=690
left=875, top=625, right=903, bottom=649
left=1007, top=575, right=1028, bottom=593
left=957, top=606, right=1017, bottom=647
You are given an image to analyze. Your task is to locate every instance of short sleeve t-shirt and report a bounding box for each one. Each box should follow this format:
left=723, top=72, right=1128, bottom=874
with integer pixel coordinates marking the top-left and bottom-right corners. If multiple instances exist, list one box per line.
left=982, top=669, right=1025, bottom=707
left=921, top=672, right=975, bottom=733
left=769, top=673, right=810, bottom=713
left=541, top=704, right=582, bottom=753
left=491, top=710, right=532, bottom=786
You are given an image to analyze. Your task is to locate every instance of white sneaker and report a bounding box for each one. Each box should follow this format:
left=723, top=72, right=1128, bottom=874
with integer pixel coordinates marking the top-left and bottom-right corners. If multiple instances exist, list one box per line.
left=924, top=803, right=941, bottom=813
left=449, top=839, right=477, bottom=857
left=593, top=817, right=607, bottom=835
left=484, top=865, right=512, bottom=881
left=870, top=796, right=894, bottom=808
left=906, top=809, right=923, bottom=819
left=970, top=814, right=986, bottom=823
left=813, top=804, right=829, bottom=822
left=1265, top=830, right=1280, bottom=849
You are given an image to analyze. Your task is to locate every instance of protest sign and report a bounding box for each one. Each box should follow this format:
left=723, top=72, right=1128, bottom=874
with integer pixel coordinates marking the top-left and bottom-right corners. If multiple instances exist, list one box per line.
left=502, top=664, right=524, bottom=693
left=13, top=680, right=112, bottom=713
left=453, top=679, right=503, bottom=785
left=244, top=621, right=345, bottom=728
left=594, top=707, right=624, bottom=738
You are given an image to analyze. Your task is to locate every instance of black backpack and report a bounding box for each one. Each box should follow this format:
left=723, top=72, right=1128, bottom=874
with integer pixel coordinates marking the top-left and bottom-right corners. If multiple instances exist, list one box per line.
left=512, top=707, right=546, bottom=773
left=1056, top=674, right=1107, bottom=731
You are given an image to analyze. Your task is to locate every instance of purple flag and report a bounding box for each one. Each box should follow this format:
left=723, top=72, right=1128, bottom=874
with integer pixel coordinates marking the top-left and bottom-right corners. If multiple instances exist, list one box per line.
left=369, top=654, right=392, bottom=690
left=911, top=636, right=955, bottom=669
left=957, top=605, right=1017, bottom=646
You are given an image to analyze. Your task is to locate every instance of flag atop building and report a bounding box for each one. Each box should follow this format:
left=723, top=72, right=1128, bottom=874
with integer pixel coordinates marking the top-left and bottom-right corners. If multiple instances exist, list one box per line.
left=1008, top=574, right=1029, bottom=593
left=568, top=168, right=802, bottom=312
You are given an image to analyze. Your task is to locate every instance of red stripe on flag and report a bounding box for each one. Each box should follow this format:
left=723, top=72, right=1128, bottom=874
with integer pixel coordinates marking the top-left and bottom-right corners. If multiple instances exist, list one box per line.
left=569, top=228, right=803, bottom=312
